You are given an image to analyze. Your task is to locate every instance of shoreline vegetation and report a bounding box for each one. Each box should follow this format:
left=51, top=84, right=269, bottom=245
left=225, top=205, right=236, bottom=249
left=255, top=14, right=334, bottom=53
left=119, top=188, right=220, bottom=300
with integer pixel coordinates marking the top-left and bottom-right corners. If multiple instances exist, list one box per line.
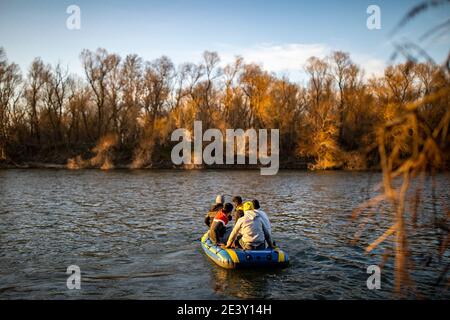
left=0, top=157, right=446, bottom=172
left=0, top=160, right=314, bottom=170
left=1, top=47, right=448, bottom=172
left=0, top=156, right=313, bottom=170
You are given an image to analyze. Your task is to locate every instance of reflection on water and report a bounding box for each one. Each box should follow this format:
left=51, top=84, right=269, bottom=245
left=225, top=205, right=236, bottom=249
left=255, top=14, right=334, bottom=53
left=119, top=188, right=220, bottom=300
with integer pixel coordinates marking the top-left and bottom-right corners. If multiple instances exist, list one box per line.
left=0, top=169, right=448, bottom=299
left=210, top=265, right=287, bottom=299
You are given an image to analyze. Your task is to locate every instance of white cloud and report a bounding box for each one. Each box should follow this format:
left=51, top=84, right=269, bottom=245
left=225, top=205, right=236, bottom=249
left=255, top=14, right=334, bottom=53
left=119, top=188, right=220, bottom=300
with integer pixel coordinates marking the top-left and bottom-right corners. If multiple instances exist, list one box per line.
left=352, top=54, right=386, bottom=78
left=214, top=42, right=386, bottom=81
left=215, top=43, right=328, bottom=81
left=231, top=43, right=328, bottom=71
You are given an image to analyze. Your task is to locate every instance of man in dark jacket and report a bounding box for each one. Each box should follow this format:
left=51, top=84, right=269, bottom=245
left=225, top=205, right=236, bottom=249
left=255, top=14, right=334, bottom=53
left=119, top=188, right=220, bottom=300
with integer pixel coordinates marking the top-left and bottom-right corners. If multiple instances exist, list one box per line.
left=209, top=203, right=233, bottom=245
left=232, top=196, right=244, bottom=222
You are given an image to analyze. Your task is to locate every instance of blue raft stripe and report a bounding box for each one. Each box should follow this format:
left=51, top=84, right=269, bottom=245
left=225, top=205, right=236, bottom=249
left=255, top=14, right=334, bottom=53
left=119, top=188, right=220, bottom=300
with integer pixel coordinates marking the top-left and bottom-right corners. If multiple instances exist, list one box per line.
left=200, top=232, right=289, bottom=269
left=201, top=241, right=235, bottom=269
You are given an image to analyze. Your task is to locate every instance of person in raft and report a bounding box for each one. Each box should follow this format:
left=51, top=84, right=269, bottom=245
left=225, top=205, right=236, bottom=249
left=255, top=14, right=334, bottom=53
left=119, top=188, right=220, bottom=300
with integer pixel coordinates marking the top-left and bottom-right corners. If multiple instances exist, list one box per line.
left=204, top=195, right=224, bottom=227
left=232, top=196, right=244, bottom=222
left=209, top=203, right=234, bottom=245
left=225, top=201, right=274, bottom=250
left=252, top=199, right=272, bottom=236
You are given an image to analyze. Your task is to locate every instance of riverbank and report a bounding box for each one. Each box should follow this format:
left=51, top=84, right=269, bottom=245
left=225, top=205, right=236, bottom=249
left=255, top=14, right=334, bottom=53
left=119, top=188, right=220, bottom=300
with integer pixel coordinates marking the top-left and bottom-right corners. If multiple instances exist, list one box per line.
left=1, top=158, right=378, bottom=170
left=0, top=160, right=312, bottom=170
left=1, top=157, right=447, bottom=171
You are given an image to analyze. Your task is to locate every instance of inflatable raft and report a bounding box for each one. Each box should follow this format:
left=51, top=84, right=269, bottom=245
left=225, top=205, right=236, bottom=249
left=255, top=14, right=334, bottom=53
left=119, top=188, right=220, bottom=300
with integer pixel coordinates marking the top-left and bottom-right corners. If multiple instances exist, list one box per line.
left=200, top=232, right=289, bottom=269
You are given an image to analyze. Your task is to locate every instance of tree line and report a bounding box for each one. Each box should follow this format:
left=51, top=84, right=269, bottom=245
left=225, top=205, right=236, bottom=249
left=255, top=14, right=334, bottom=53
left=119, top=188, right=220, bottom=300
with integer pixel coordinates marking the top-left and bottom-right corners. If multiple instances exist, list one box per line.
left=0, top=47, right=448, bottom=169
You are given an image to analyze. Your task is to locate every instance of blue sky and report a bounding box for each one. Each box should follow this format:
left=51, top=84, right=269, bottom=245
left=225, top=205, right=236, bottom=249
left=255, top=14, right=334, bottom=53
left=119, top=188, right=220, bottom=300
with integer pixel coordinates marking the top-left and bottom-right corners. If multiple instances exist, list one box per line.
left=0, top=0, right=448, bottom=81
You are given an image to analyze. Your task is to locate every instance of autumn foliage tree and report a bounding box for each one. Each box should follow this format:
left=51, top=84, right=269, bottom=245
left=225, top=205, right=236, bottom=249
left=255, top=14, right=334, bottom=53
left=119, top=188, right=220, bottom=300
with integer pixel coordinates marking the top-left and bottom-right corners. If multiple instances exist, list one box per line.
left=0, top=46, right=448, bottom=171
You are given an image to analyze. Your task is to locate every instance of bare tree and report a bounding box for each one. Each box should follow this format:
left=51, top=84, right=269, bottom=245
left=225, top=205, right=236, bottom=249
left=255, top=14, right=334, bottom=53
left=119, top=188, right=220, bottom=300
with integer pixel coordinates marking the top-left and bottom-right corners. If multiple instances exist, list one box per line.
left=120, top=54, right=143, bottom=145
left=43, top=63, right=70, bottom=144
left=24, top=58, right=49, bottom=145
left=0, top=48, right=22, bottom=160
left=80, top=48, right=120, bottom=139
left=142, top=56, right=174, bottom=133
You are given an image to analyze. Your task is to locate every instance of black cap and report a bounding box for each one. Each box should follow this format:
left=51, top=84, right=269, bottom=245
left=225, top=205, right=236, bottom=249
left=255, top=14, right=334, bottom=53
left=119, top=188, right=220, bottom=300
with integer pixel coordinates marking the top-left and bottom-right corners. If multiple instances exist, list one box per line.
left=252, top=199, right=260, bottom=209
left=223, top=203, right=234, bottom=213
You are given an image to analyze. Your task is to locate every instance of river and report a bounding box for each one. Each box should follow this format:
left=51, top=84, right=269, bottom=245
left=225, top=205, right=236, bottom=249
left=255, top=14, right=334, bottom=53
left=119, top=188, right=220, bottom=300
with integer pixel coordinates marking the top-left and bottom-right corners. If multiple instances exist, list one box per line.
left=0, top=169, right=448, bottom=299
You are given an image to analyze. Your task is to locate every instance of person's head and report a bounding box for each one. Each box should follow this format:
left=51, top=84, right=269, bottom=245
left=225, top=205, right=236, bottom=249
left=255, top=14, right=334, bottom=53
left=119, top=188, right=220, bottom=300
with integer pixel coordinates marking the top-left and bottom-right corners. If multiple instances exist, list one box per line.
left=223, top=203, right=233, bottom=214
left=252, top=199, right=260, bottom=210
left=232, top=196, right=243, bottom=205
left=243, top=201, right=254, bottom=212
left=215, top=195, right=224, bottom=204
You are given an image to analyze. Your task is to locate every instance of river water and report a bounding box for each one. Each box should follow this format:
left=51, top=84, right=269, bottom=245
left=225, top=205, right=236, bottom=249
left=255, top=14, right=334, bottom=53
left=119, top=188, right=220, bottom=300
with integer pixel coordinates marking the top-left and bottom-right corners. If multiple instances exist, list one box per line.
left=0, top=169, right=448, bottom=299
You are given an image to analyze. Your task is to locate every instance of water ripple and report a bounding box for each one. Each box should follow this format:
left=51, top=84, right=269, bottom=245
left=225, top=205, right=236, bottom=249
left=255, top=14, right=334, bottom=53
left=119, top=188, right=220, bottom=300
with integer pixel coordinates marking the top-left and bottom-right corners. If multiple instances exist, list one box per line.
left=0, top=169, right=448, bottom=299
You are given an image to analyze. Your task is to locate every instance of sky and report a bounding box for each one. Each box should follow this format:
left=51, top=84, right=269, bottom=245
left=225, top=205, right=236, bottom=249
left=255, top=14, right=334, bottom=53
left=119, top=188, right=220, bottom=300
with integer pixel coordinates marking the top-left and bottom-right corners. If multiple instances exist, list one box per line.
left=0, top=0, right=448, bottom=81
